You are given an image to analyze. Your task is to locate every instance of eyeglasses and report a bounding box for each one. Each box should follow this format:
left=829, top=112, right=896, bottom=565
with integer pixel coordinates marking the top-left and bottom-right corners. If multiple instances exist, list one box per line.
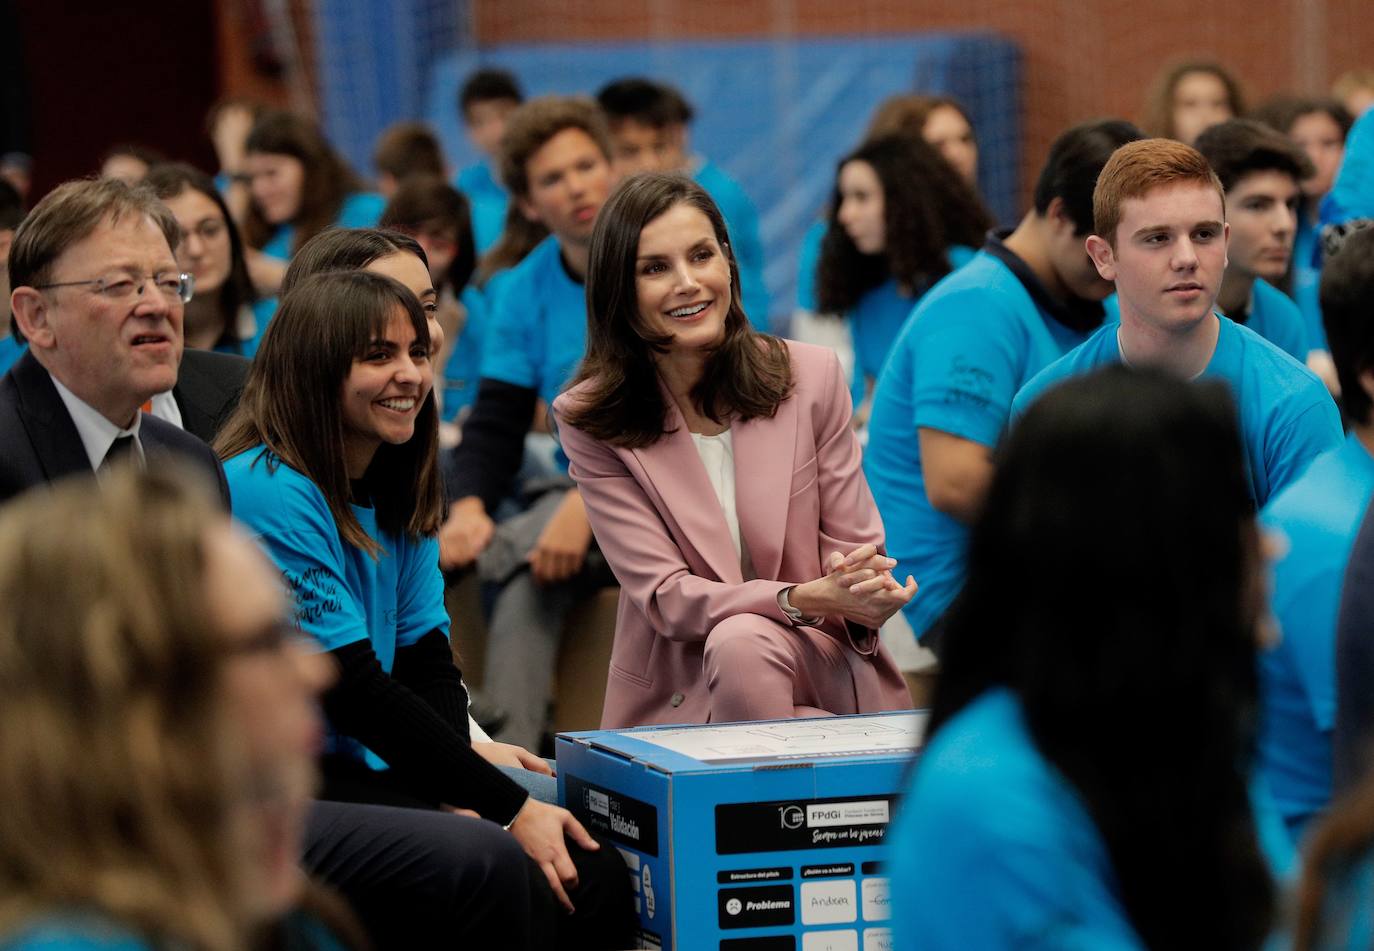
left=36, top=271, right=195, bottom=304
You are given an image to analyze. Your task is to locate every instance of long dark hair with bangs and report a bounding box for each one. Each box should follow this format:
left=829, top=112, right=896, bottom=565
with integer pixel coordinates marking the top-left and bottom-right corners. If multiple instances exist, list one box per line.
left=816, top=133, right=991, bottom=315
left=213, top=271, right=443, bottom=556
left=562, top=173, right=791, bottom=448
left=927, top=365, right=1274, bottom=949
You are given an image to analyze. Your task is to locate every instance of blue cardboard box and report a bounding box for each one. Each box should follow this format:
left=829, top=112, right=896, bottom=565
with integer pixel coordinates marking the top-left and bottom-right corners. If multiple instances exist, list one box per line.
left=556, top=712, right=927, bottom=951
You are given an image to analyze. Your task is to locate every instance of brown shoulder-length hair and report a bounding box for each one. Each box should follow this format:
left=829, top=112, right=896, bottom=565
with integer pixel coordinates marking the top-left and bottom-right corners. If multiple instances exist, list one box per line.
left=563, top=173, right=791, bottom=449
left=214, top=271, right=443, bottom=555
left=242, top=111, right=365, bottom=255
left=1143, top=60, right=1247, bottom=140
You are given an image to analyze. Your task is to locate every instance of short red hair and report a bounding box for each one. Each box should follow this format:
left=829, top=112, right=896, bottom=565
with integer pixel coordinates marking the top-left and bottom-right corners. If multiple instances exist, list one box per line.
left=1093, top=138, right=1224, bottom=246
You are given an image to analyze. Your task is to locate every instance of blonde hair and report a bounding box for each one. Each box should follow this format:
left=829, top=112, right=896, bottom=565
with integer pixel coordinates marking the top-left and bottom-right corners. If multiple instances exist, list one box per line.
left=1093, top=138, right=1224, bottom=247
left=0, top=468, right=251, bottom=951
left=1333, top=69, right=1374, bottom=103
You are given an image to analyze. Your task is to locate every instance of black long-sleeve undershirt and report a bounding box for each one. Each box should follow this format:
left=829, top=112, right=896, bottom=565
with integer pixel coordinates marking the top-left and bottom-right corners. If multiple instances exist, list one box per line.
left=443, top=378, right=538, bottom=511
left=322, top=631, right=528, bottom=825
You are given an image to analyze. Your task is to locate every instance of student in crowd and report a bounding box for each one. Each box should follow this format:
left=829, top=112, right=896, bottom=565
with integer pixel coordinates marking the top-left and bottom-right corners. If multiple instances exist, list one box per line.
left=864, top=119, right=1140, bottom=648
left=814, top=132, right=992, bottom=415
left=865, top=94, right=980, bottom=186
left=889, top=366, right=1279, bottom=950
left=1332, top=229, right=1374, bottom=796
left=0, top=179, right=23, bottom=375
left=1144, top=59, right=1245, bottom=145
left=439, top=96, right=617, bottom=752
left=215, top=270, right=633, bottom=947
left=206, top=98, right=263, bottom=224
left=0, top=469, right=358, bottom=951
left=1333, top=69, right=1374, bottom=119
left=373, top=121, right=446, bottom=199
left=1013, top=138, right=1342, bottom=508
left=1192, top=119, right=1313, bottom=362
left=0, top=177, right=228, bottom=507
left=454, top=68, right=524, bottom=254
left=554, top=173, right=913, bottom=726
left=1257, top=224, right=1374, bottom=843
left=1251, top=97, right=1353, bottom=366
left=796, top=92, right=984, bottom=316
left=145, top=162, right=274, bottom=357
left=597, top=77, right=770, bottom=327
left=380, top=177, right=485, bottom=423
left=242, top=111, right=385, bottom=296
left=99, top=143, right=165, bottom=185
left=1336, top=503, right=1374, bottom=795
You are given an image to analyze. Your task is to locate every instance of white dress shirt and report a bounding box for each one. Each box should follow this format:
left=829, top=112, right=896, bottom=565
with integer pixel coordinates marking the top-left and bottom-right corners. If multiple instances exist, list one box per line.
left=49, top=374, right=146, bottom=473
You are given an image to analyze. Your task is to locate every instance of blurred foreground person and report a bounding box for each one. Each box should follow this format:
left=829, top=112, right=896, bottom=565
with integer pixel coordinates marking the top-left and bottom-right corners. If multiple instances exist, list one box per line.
left=0, top=468, right=350, bottom=950
left=890, top=366, right=1282, bottom=950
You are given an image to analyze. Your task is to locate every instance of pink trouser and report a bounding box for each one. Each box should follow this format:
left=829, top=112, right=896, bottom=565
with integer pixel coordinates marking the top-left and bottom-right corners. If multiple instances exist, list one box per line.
left=702, top=613, right=865, bottom=722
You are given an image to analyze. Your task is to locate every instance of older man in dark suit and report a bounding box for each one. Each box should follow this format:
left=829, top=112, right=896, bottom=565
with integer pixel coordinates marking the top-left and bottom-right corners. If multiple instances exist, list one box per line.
left=0, top=176, right=228, bottom=507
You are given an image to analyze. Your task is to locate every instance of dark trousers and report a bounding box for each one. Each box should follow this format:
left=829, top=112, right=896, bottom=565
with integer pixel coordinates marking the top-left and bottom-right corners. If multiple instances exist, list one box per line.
left=308, top=763, right=635, bottom=950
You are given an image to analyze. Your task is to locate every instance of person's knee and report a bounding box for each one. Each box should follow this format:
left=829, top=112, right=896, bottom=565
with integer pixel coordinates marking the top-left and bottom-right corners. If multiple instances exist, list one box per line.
left=425, top=813, right=532, bottom=900
left=704, top=613, right=782, bottom=670
left=563, top=832, right=636, bottom=945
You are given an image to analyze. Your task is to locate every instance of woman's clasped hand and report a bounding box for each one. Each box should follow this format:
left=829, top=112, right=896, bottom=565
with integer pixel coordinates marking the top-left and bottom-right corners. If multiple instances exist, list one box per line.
left=789, top=543, right=918, bottom=629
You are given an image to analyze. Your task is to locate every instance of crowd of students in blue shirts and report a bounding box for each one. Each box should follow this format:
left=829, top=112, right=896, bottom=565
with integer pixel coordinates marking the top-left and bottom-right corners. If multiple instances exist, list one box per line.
left=4, top=55, right=1374, bottom=951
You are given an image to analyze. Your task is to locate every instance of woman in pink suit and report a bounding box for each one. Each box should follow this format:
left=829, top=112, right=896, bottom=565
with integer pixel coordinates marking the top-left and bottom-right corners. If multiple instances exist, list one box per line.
left=553, top=173, right=915, bottom=728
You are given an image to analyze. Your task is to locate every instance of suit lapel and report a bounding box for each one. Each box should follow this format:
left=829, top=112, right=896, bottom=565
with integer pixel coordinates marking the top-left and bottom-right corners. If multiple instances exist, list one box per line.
left=12, top=352, right=96, bottom=481
left=732, top=391, right=798, bottom=581
left=631, top=395, right=744, bottom=584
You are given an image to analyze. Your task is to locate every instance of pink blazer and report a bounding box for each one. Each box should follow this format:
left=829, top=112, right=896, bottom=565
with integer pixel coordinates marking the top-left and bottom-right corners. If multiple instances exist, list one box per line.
left=553, top=341, right=911, bottom=728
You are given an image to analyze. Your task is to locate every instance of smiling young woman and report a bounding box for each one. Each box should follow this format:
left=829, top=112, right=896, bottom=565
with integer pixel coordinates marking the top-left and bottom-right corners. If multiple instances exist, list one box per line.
left=211, top=268, right=634, bottom=947
left=554, top=173, right=915, bottom=728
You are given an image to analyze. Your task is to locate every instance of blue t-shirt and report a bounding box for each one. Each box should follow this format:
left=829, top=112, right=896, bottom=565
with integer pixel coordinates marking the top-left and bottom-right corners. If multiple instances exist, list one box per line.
left=479, top=234, right=587, bottom=412
left=260, top=192, right=387, bottom=262
left=440, top=285, right=488, bottom=422
left=794, top=217, right=826, bottom=312
left=0, top=918, right=148, bottom=951
left=225, top=446, right=450, bottom=767
left=693, top=158, right=769, bottom=330
left=1259, top=434, right=1374, bottom=839
left=1013, top=316, right=1343, bottom=509
left=211, top=297, right=279, bottom=359
left=889, top=688, right=1294, bottom=951
left=865, top=249, right=1095, bottom=638
left=0, top=335, right=26, bottom=375
left=454, top=161, right=509, bottom=255
left=847, top=246, right=977, bottom=408
left=889, top=688, right=1147, bottom=950
left=1292, top=215, right=1327, bottom=351
left=1223, top=279, right=1308, bottom=363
